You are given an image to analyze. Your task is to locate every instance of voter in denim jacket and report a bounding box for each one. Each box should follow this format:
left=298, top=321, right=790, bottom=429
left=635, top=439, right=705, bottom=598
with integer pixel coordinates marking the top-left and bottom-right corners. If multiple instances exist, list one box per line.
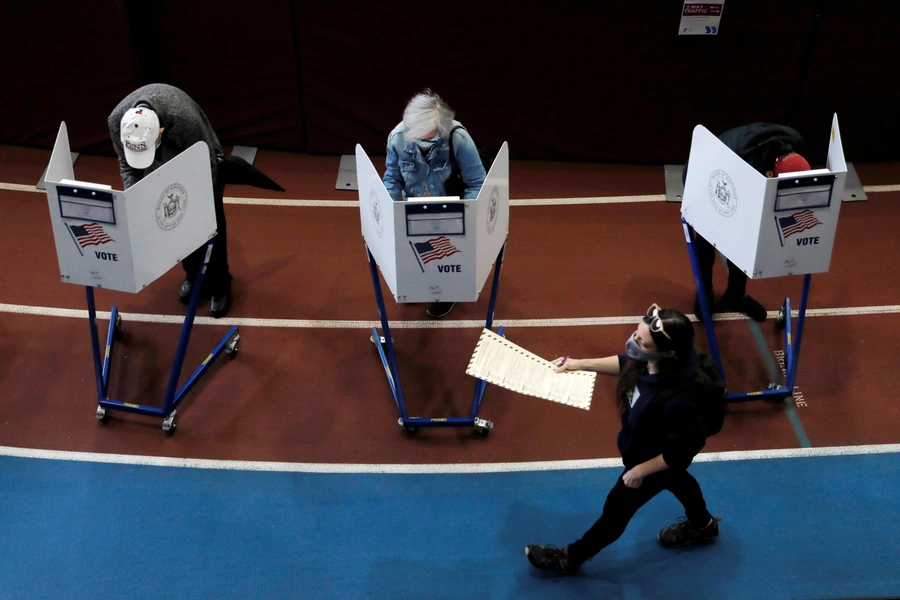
left=383, top=90, right=486, bottom=202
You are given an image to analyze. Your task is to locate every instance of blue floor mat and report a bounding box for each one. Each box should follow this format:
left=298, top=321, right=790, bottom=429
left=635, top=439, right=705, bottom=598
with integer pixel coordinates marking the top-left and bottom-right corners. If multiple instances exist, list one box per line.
left=0, top=452, right=898, bottom=599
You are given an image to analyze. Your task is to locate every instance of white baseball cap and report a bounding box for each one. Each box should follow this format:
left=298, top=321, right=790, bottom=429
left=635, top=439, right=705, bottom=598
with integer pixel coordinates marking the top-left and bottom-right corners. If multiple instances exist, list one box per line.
left=120, top=107, right=160, bottom=169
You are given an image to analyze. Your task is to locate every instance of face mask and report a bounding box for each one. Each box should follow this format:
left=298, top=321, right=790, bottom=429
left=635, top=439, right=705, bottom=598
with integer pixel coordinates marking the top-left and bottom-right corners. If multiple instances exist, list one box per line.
left=625, top=335, right=666, bottom=362
left=417, top=137, right=438, bottom=150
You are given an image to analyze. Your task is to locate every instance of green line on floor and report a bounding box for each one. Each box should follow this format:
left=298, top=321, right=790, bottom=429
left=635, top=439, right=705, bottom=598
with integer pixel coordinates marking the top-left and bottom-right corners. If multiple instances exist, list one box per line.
left=746, top=318, right=812, bottom=448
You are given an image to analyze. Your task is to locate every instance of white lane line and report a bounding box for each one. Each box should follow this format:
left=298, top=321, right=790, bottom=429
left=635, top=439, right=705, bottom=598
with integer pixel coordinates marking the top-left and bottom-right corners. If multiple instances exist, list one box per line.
left=226, top=197, right=356, bottom=207
left=0, top=185, right=667, bottom=206
left=6, top=182, right=900, bottom=205
left=512, top=195, right=665, bottom=205
left=864, top=184, right=900, bottom=193
left=1, top=302, right=898, bottom=329
left=223, top=194, right=670, bottom=207
left=1, top=443, right=898, bottom=473
left=0, top=183, right=43, bottom=192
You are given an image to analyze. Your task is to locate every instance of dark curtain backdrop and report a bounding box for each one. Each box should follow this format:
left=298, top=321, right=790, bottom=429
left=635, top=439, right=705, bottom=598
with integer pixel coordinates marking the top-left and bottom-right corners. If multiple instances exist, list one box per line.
left=1, top=1, right=896, bottom=164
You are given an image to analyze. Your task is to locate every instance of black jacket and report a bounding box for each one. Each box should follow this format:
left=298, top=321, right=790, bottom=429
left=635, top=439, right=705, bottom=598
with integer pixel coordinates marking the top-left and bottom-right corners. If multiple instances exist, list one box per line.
left=683, top=122, right=806, bottom=183
left=717, top=122, right=805, bottom=174
left=616, top=350, right=707, bottom=470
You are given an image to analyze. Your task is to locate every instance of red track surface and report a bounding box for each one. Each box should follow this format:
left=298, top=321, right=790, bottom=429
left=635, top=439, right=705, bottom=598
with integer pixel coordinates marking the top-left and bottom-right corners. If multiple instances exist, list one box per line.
left=1, top=145, right=898, bottom=464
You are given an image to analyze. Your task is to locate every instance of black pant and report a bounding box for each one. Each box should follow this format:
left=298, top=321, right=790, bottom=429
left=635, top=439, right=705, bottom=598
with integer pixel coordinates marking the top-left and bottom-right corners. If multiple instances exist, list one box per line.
left=695, top=232, right=746, bottom=298
left=566, top=468, right=713, bottom=563
left=181, top=176, right=231, bottom=296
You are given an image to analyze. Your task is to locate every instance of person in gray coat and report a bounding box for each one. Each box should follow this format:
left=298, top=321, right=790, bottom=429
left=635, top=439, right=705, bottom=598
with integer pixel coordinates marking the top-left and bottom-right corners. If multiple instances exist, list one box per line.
left=108, top=83, right=232, bottom=318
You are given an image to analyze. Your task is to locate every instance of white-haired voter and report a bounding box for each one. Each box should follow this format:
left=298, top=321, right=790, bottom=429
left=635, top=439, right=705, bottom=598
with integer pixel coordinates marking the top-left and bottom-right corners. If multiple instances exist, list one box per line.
left=383, top=90, right=486, bottom=318
left=108, top=84, right=233, bottom=318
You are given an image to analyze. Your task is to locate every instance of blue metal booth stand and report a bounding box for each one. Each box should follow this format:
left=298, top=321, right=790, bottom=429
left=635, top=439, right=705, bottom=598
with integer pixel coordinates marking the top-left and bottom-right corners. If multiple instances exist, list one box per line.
left=42, top=123, right=241, bottom=433
left=680, top=116, right=847, bottom=405
left=366, top=244, right=505, bottom=436
left=355, top=140, right=513, bottom=436
left=684, top=222, right=809, bottom=404
left=90, top=237, right=239, bottom=432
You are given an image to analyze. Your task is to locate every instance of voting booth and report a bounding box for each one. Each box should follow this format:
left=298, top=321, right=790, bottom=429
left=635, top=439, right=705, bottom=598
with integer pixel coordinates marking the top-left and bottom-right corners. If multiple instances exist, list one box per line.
left=681, top=114, right=847, bottom=402
left=356, top=142, right=510, bottom=435
left=43, top=122, right=240, bottom=431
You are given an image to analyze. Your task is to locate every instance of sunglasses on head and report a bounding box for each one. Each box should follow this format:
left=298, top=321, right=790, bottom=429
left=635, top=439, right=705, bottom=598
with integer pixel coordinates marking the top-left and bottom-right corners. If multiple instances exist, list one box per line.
left=646, top=303, right=671, bottom=340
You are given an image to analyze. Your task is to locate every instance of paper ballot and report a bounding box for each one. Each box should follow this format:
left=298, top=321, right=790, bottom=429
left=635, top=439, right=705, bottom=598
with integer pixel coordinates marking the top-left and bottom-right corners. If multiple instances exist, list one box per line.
left=466, top=329, right=596, bottom=410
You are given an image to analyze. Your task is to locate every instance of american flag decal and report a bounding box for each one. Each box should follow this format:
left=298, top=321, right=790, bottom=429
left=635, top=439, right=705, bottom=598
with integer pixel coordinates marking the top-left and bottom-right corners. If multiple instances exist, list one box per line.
left=777, top=210, right=822, bottom=239
left=69, top=223, right=115, bottom=248
left=412, top=236, right=461, bottom=264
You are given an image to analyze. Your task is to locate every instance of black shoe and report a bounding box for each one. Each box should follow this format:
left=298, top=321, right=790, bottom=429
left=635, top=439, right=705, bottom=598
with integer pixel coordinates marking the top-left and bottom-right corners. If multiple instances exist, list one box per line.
left=658, top=516, right=720, bottom=548
left=178, top=279, right=194, bottom=305
left=525, top=544, right=581, bottom=573
left=723, top=291, right=767, bottom=322
left=209, top=292, right=231, bottom=319
left=694, top=292, right=714, bottom=324
left=179, top=279, right=214, bottom=305
left=426, top=301, right=455, bottom=319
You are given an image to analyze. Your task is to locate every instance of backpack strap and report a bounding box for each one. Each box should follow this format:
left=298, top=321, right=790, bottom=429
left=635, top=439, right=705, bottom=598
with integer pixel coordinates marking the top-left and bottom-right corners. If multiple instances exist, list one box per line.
left=447, top=125, right=466, bottom=166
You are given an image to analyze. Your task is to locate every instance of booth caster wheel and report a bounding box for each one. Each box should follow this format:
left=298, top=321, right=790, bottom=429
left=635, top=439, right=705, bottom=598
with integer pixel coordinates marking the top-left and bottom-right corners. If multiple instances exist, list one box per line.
left=162, top=411, right=177, bottom=433
left=767, top=383, right=788, bottom=404
left=225, top=332, right=240, bottom=359
left=113, top=313, right=123, bottom=340
left=96, top=406, right=108, bottom=422
left=399, top=418, right=419, bottom=436
left=474, top=418, right=494, bottom=437
left=776, top=300, right=787, bottom=330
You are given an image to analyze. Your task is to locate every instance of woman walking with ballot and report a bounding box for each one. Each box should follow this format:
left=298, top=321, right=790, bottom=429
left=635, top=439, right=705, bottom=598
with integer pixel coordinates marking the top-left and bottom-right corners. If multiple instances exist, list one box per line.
left=526, top=304, right=723, bottom=573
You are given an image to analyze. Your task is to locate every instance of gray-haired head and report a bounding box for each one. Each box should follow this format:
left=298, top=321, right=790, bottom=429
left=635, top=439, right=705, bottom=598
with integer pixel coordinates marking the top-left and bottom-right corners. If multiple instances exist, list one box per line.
left=402, top=90, right=455, bottom=142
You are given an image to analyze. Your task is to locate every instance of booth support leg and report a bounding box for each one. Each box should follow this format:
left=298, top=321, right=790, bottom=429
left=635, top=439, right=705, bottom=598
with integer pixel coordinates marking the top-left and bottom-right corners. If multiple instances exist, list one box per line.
left=783, top=297, right=794, bottom=392
left=371, top=325, right=400, bottom=411
left=85, top=287, right=105, bottom=405
left=470, top=324, right=503, bottom=435
left=786, top=275, right=811, bottom=391
left=160, top=239, right=214, bottom=422
left=173, top=325, right=239, bottom=406
left=366, top=247, right=408, bottom=422
left=101, top=306, right=119, bottom=397
left=683, top=221, right=725, bottom=379
left=470, top=244, right=507, bottom=423
left=483, top=243, right=505, bottom=331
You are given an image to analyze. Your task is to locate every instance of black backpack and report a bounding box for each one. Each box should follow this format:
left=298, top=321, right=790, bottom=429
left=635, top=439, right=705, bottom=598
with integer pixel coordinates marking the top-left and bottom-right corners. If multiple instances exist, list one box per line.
left=444, top=125, right=494, bottom=198
left=653, top=353, right=727, bottom=437
left=682, top=122, right=806, bottom=184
